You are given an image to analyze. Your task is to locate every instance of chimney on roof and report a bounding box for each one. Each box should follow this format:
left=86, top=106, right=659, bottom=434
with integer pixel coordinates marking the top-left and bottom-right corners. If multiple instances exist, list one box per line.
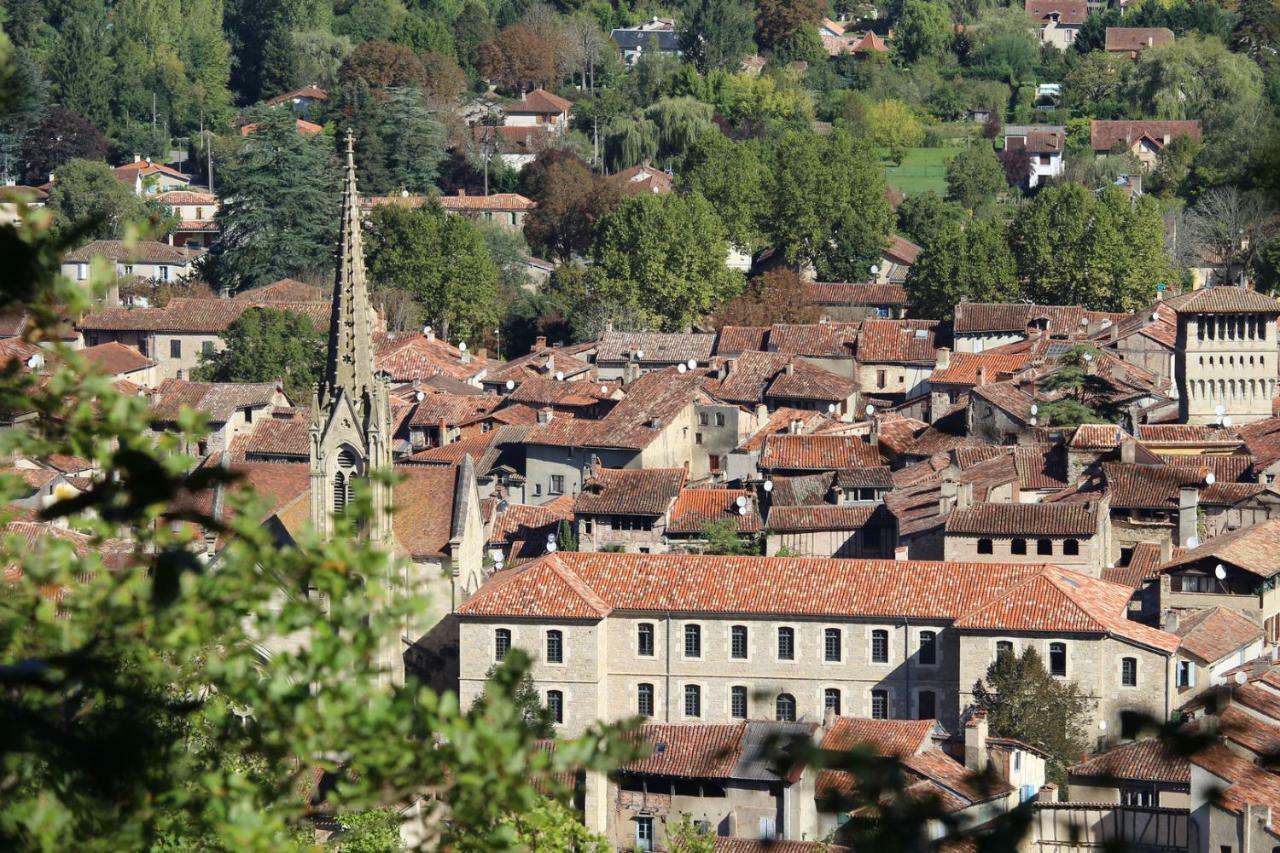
left=1120, top=438, right=1136, bottom=464
left=605, top=319, right=614, bottom=333
left=785, top=361, right=795, bottom=376
left=755, top=403, right=768, bottom=423
left=537, top=408, right=553, bottom=424
left=457, top=188, right=466, bottom=197
left=424, top=326, right=435, bottom=341
left=133, top=153, right=141, bottom=163
left=975, top=365, right=988, bottom=387
left=936, top=347, right=951, bottom=370
left=534, top=335, right=547, bottom=351
left=894, top=545, right=908, bottom=561
left=1039, top=783, right=1059, bottom=803
left=964, top=710, right=989, bottom=771
left=1163, top=134, right=1172, bottom=145
left=476, top=347, right=487, bottom=360
left=1160, top=607, right=1179, bottom=633
left=544, top=354, right=555, bottom=375
left=789, top=418, right=803, bottom=435
left=1178, top=484, right=1200, bottom=547
left=649, top=416, right=662, bottom=429
left=1147, top=35, right=1154, bottom=46
left=939, top=480, right=958, bottom=515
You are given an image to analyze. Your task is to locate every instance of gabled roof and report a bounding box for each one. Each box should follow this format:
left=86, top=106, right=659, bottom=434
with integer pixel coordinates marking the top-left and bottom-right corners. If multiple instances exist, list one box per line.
left=1175, top=607, right=1263, bottom=664
left=64, top=239, right=204, bottom=265
left=884, top=234, right=922, bottom=266
left=1100, top=461, right=1208, bottom=510
left=79, top=341, right=155, bottom=375
left=235, top=278, right=327, bottom=303
left=945, top=501, right=1097, bottom=537
left=1105, top=27, right=1174, bottom=52
left=1158, top=519, right=1280, bottom=579
left=375, top=333, right=491, bottom=383
left=1162, top=286, right=1279, bottom=315
left=1070, top=739, right=1189, bottom=785
left=510, top=87, right=572, bottom=113
left=715, top=325, right=770, bottom=355
left=667, top=488, right=761, bottom=534
left=264, top=84, right=329, bottom=105
left=506, top=377, right=615, bottom=408
left=1192, top=743, right=1280, bottom=827
left=149, top=379, right=282, bottom=424
left=111, top=159, right=189, bottom=183
left=611, top=163, right=674, bottom=195
left=768, top=323, right=857, bottom=358
left=805, top=282, right=906, bottom=307
left=856, top=319, right=941, bottom=364
left=573, top=467, right=686, bottom=516
left=1089, top=120, right=1202, bottom=153
left=595, top=331, right=716, bottom=364
left=408, top=392, right=501, bottom=427
left=765, top=504, right=884, bottom=533
left=1024, top=0, right=1088, bottom=25
left=621, top=723, right=745, bottom=779
left=1102, top=541, right=1162, bottom=589
left=153, top=190, right=217, bottom=205
left=953, top=302, right=1124, bottom=335
left=930, top=351, right=1030, bottom=386
left=760, top=434, right=881, bottom=471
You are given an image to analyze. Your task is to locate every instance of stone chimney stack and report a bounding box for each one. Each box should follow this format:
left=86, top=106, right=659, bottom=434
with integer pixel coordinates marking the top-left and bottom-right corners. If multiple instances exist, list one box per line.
left=1178, top=484, right=1200, bottom=546
left=936, top=347, right=951, bottom=370
left=1120, top=439, right=1136, bottom=465
left=976, top=365, right=988, bottom=387
left=964, top=710, right=989, bottom=771
left=534, top=335, right=547, bottom=351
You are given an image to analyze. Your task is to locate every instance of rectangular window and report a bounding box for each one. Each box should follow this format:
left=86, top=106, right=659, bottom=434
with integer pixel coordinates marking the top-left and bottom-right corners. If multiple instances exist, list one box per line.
left=1121, top=657, right=1138, bottom=687
left=918, top=690, right=936, bottom=720
left=495, top=628, right=511, bottom=662
left=158, top=265, right=169, bottom=282
left=731, top=625, right=748, bottom=659
left=637, top=623, right=655, bottom=657
left=169, top=339, right=181, bottom=359
left=876, top=369, right=887, bottom=389
left=546, top=630, right=563, bottom=664
left=996, top=640, right=1014, bottom=659
left=1121, top=788, right=1154, bottom=807
left=1037, top=539, right=1053, bottom=556
left=1049, top=642, right=1067, bottom=677
left=824, top=628, right=842, bottom=662
left=730, top=685, right=748, bottom=719
left=824, top=688, right=841, bottom=716
left=1177, top=660, right=1196, bottom=688
left=546, top=690, right=563, bottom=724
left=871, top=629, right=889, bottom=663
left=715, top=412, right=725, bottom=427
left=777, top=627, right=795, bottom=660
left=549, top=475, right=564, bottom=494
left=695, top=432, right=703, bottom=445
left=699, top=412, right=709, bottom=426
left=533, top=483, right=542, bottom=497
left=684, top=624, right=701, bottom=658
left=636, top=816, right=654, bottom=852
left=637, top=683, right=654, bottom=717
left=709, top=454, right=721, bottom=472
left=202, top=340, right=214, bottom=356
left=684, top=684, right=701, bottom=718
left=871, top=689, right=889, bottom=720
left=919, top=631, right=937, bottom=666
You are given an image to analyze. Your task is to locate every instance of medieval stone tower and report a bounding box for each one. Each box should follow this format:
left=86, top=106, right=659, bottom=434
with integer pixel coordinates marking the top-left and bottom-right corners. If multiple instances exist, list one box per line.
left=310, top=131, right=393, bottom=542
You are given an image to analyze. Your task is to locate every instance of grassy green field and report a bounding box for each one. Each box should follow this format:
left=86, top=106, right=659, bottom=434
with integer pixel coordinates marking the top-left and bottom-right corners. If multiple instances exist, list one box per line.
left=883, top=147, right=961, bottom=196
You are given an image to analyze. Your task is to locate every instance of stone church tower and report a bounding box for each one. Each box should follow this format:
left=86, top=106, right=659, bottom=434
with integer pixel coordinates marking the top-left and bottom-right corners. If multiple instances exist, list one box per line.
left=310, top=131, right=393, bottom=541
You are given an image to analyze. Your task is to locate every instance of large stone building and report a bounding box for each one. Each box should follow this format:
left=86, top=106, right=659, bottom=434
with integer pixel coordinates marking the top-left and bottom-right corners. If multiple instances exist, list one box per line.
left=1166, top=286, right=1280, bottom=425
left=456, top=552, right=1178, bottom=748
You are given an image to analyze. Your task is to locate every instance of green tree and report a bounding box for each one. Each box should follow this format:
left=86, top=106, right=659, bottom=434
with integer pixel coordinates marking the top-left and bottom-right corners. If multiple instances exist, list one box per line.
left=498, top=797, right=610, bottom=851
left=193, top=307, right=325, bottom=398
left=1010, top=183, right=1173, bottom=311
left=864, top=99, right=925, bottom=161
left=454, top=1, right=496, bottom=71
left=46, top=0, right=115, bottom=129
left=45, top=158, right=153, bottom=243
left=644, top=96, right=716, bottom=170
left=557, top=518, right=578, bottom=552
left=680, top=131, right=770, bottom=254
left=667, top=812, right=716, bottom=851
left=895, top=191, right=967, bottom=252
left=974, top=647, right=1094, bottom=786
left=1036, top=346, right=1124, bottom=425
left=210, top=108, right=341, bottom=291
left=364, top=201, right=500, bottom=342
left=471, top=656, right=556, bottom=739
left=893, top=0, right=952, bottom=64
left=944, top=144, right=1005, bottom=211
left=590, top=191, right=742, bottom=330
left=379, top=88, right=448, bottom=193
left=0, top=45, right=46, bottom=181
left=678, top=0, right=756, bottom=73
left=754, top=0, right=825, bottom=52
left=701, top=518, right=758, bottom=555
left=905, top=219, right=1018, bottom=320
left=603, top=113, right=658, bottom=172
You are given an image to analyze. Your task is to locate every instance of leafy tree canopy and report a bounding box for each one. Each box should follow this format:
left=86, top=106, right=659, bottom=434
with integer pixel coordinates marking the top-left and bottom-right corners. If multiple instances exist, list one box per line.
left=193, top=307, right=325, bottom=399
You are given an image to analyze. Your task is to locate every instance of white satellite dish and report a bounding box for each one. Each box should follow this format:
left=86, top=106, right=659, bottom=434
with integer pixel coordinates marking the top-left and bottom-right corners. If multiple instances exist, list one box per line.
left=865, top=404, right=875, bottom=416
left=1206, top=472, right=1216, bottom=485
left=1082, top=353, right=1093, bottom=362
left=827, top=403, right=836, bottom=414
left=687, top=359, right=697, bottom=369
left=763, top=480, right=774, bottom=493
left=423, top=325, right=432, bottom=335
left=506, top=380, right=515, bottom=390
left=677, top=363, right=687, bottom=373
left=489, top=548, right=504, bottom=563
left=1030, top=403, right=1038, bottom=416
left=555, top=370, right=564, bottom=381
left=1187, top=536, right=1201, bottom=548
left=1150, top=313, right=1159, bottom=322
left=738, top=505, right=748, bottom=516
left=459, top=341, right=467, bottom=351
left=635, top=350, right=645, bottom=359
left=546, top=541, right=557, bottom=552
left=870, top=264, right=880, bottom=275
left=1223, top=416, right=1233, bottom=427
left=600, top=385, right=609, bottom=394
left=1029, top=416, right=1038, bottom=426
left=1215, top=404, right=1226, bottom=416
left=1236, top=671, right=1248, bottom=685
left=1215, top=563, right=1227, bottom=580
left=546, top=532, right=557, bottom=543
left=735, top=495, right=748, bottom=508
left=415, top=391, right=426, bottom=401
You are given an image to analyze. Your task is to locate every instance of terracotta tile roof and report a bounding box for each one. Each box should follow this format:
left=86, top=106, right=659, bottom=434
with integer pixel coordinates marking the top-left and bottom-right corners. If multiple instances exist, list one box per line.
left=237, top=412, right=309, bottom=458
left=610, top=163, right=674, bottom=195
left=970, top=381, right=1035, bottom=423
left=903, top=748, right=1012, bottom=808
left=714, top=840, right=847, bottom=853
left=1159, top=519, right=1280, bottom=578
left=79, top=341, right=155, bottom=375
left=1239, top=417, right=1280, bottom=473
left=1015, top=445, right=1068, bottom=490
left=1069, top=423, right=1125, bottom=450
left=525, top=368, right=706, bottom=450
left=1089, top=120, right=1203, bottom=153
left=855, top=319, right=940, bottom=364
left=885, top=234, right=922, bottom=265
left=1025, top=0, right=1087, bottom=24
left=768, top=323, right=857, bottom=358
left=1162, top=285, right=1278, bottom=314
left=953, top=303, right=1124, bottom=336
left=574, top=467, right=685, bottom=516
left=153, top=190, right=217, bottom=205
left=768, top=472, right=835, bottom=506
left=265, top=84, right=329, bottom=105
left=737, top=408, right=831, bottom=453
left=486, top=346, right=594, bottom=385
left=945, top=501, right=1097, bottom=536
left=1070, top=739, right=1189, bottom=785
left=1175, top=607, right=1263, bottom=663
left=715, top=325, right=770, bottom=355
left=64, top=239, right=203, bottom=265
left=1105, top=27, right=1174, bottom=51
left=850, top=30, right=888, bottom=53
left=406, top=426, right=525, bottom=469
left=489, top=496, right=574, bottom=546
left=1101, top=462, right=1209, bottom=509
left=875, top=416, right=927, bottom=456
left=713, top=350, right=791, bottom=403
left=239, top=118, right=322, bottom=136
left=150, top=378, right=281, bottom=423
left=817, top=717, right=935, bottom=798
left=507, top=377, right=615, bottom=407
left=667, top=488, right=761, bottom=534
left=765, top=503, right=883, bottom=532
left=184, top=458, right=311, bottom=532
left=621, top=723, right=745, bottom=779
left=766, top=361, right=858, bottom=402
left=595, top=331, right=715, bottom=364
left=952, top=564, right=1180, bottom=653
left=235, top=278, right=327, bottom=303
left=1191, top=743, right=1280, bottom=826
left=930, top=352, right=1030, bottom=386
left=836, top=467, right=894, bottom=489
left=392, top=464, right=463, bottom=559
left=472, top=124, right=553, bottom=154
left=511, top=88, right=572, bottom=113
left=110, top=159, right=188, bottom=182
left=805, top=282, right=907, bottom=307
left=375, top=334, right=491, bottom=383
left=79, top=297, right=328, bottom=334
left=1200, top=481, right=1269, bottom=506
left=1138, top=424, right=1242, bottom=445
left=760, top=435, right=882, bottom=471
left=408, top=393, right=501, bottom=427
left=1102, top=541, right=1162, bottom=589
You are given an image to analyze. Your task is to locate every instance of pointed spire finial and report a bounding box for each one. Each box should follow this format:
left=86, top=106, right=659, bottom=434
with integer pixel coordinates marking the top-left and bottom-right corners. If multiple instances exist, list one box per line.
left=344, top=128, right=356, bottom=167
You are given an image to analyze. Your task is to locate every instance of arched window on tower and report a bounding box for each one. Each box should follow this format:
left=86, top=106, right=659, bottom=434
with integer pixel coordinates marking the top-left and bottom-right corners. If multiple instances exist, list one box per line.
left=333, top=471, right=348, bottom=514
left=334, top=444, right=362, bottom=515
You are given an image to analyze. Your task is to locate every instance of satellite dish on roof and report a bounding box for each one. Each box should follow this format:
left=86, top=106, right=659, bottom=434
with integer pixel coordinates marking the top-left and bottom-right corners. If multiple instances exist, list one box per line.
left=636, top=350, right=645, bottom=359
left=1187, top=536, right=1201, bottom=548
left=763, top=480, right=774, bottom=493
left=415, top=391, right=426, bottom=401
left=870, top=264, right=880, bottom=275
left=677, top=363, right=687, bottom=373
left=687, top=359, right=698, bottom=369
left=1215, top=563, right=1227, bottom=580
left=1151, top=313, right=1159, bottom=322
left=1080, top=317, right=1089, bottom=327
left=827, top=403, right=837, bottom=414
left=547, top=532, right=557, bottom=543
left=1216, top=405, right=1226, bottom=416
left=506, top=379, right=515, bottom=390
left=1030, top=403, right=1039, bottom=415
left=738, top=505, right=748, bottom=516
left=1206, top=472, right=1217, bottom=485
left=600, top=385, right=609, bottom=394
left=489, top=548, right=504, bottom=563
left=423, top=325, right=432, bottom=335
left=555, top=370, right=564, bottom=381
left=736, top=495, right=748, bottom=508
left=865, top=404, right=875, bottom=416
left=459, top=341, right=467, bottom=351
left=546, top=541, right=557, bottom=552
left=1236, top=671, right=1248, bottom=685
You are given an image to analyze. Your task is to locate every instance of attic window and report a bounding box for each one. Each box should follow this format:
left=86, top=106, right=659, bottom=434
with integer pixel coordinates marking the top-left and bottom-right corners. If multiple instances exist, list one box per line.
left=913, top=330, right=927, bottom=339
